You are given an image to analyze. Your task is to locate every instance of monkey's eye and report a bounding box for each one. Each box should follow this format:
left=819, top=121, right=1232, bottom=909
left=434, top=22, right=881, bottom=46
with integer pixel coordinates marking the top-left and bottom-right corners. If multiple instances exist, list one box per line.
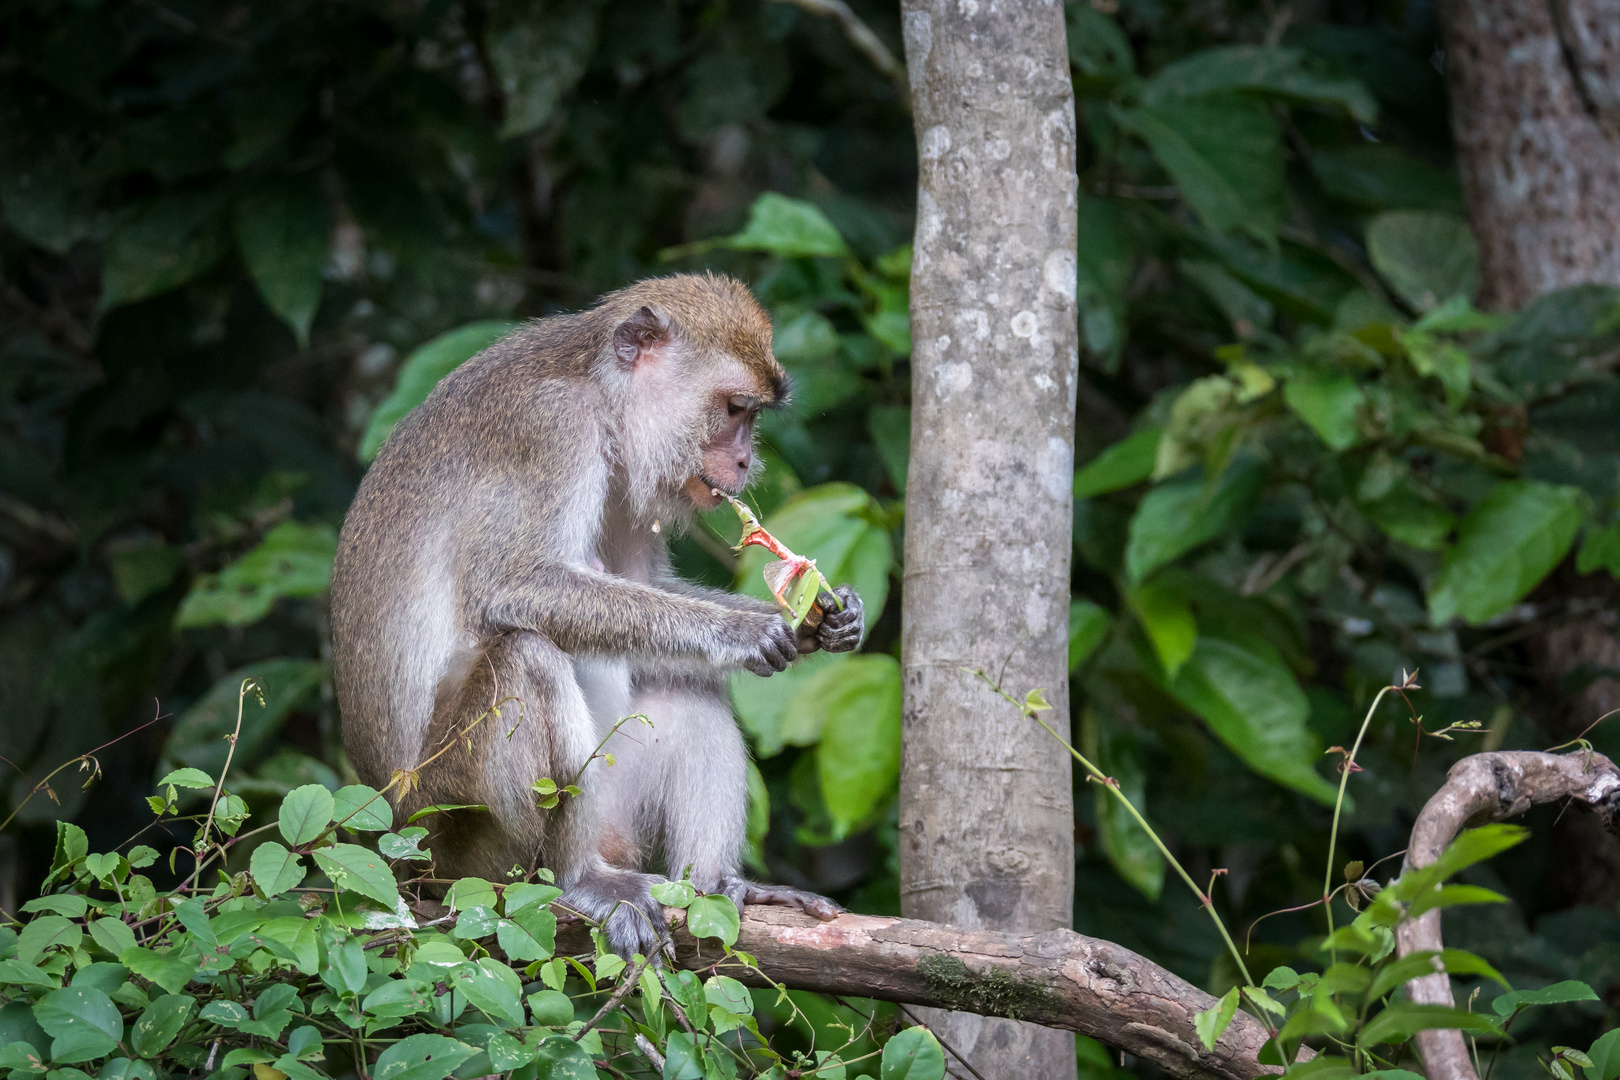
left=727, top=394, right=755, bottom=419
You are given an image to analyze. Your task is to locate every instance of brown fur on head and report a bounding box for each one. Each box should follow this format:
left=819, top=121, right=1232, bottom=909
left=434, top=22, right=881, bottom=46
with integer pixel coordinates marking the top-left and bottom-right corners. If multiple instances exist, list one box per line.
left=591, top=273, right=789, bottom=516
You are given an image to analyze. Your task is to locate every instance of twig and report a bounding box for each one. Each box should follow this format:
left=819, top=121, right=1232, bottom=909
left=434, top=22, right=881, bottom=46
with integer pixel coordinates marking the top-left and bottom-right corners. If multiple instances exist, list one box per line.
left=768, top=0, right=910, bottom=106
left=574, top=954, right=653, bottom=1042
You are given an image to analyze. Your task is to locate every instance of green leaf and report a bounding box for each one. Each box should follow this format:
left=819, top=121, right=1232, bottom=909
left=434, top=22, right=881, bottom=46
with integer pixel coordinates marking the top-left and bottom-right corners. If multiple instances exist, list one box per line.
left=16, top=916, right=79, bottom=965
left=880, top=1027, right=946, bottom=1080
left=1367, top=210, right=1480, bottom=312
left=176, top=522, right=336, bottom=628
left=1069, top=600, right=1110, bottom=671
left=527, top=988, right=573, bottom=1027
left=1113, top=95, right=1283, bottom=243
left=312, top=844, right=399, bottom=906
left=0, top=1040, right=45, bottom=1077
left=34, top=985, right=123, bottom=1063
left=1124, top=462, right=1265, bottom=583
left=118, top=947, right=200, bottom=995
left=153, top=768, right=214, bottom=790
left=814, top=654, right=903, bottom=838
left=1428, top=481, right=1583, bottom=625
left=651, top=880, right=698, bottom=908
left=528, top=1034, right=598, bottom=1080
left=1167, top=632, right=1336, bottom=803
left=452, top=961, right=525, bottom=1028
left=725, top=193, right=849, bottom=258
left=447, top=878, right=498, bottom=911
left=687, top=895, right=740, bottom=947
left=502, top=882, right=563, bottom=915
left=279, top=783, right=336, bottom=846
left=360, top=321, right=520, bottom=462
left=233, top=177, right=329, bottom=346
left=1284, top=373, right=1364, bottom=450
left=332, top=785, right=393, bottom=831
left=87, top=918, right=136, bottom=959
left=452, top=905, right=499, bottom=939
left=1074, top=429, right=1161, bottom=497
left=1363, top=485, right=1455, bottom=552
left=486, top=0, right=600, bottom=138
left=1578, top=523, right=1620, bottom=576
left=1491, top=980, right=1599, bottom=1017
left=1067, top=5, right=1135, bottom=90
left=1587, top=1027, right=1620, bottom=1080
left=373, top=1033, right=479, bottom=1080
left=1128, top=579, right=1197, bottom=679
left=1310, top=145, right=1463, bottom=212
left=1406, top=883, right=1509, bottom=920
left=100, top=192, right=229, bottom=311
left=1358, top=1003, right=1500, bottom=1047
left=496, top=905, right=556, bottom=962
left=1141, top=46, right=1378, bottom=123
left=250, top=841, right=306, bottom=897
left=1194, top=987, right=1240, bottom=1051
left=130, top=994, right=194, bottom=1058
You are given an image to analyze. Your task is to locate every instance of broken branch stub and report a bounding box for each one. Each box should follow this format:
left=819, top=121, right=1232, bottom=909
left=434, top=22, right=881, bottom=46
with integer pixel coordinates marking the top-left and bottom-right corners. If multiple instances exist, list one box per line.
left=1397, top=750, right=1620, bottom=1080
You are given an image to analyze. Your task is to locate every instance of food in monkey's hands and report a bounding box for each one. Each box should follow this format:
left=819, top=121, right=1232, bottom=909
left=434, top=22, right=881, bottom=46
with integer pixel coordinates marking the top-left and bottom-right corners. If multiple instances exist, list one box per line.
left=719, top=491, right=848, bottom=633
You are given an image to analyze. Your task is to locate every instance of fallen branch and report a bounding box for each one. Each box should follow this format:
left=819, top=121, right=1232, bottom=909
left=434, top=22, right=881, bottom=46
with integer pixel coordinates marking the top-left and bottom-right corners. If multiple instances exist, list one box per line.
left=1397, top=750, right=1620, bottom=1080
left=557, top=906, right=1280, bottom=1080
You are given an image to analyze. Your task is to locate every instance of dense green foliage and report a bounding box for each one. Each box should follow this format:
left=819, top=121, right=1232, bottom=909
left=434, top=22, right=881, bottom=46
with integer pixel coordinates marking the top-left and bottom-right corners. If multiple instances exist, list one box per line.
left=4, top=0, right=1620, bottom=1077
left=0, top=731, right=946, bottom=1078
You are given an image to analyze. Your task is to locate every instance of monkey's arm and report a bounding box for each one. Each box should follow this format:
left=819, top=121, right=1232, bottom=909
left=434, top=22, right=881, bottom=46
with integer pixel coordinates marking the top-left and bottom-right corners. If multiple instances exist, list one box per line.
left=484, top=563, right=797, bottom=675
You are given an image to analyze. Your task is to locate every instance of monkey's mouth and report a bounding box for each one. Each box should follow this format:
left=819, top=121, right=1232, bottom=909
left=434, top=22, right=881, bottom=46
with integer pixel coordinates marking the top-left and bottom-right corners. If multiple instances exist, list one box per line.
left=698, top=472, right=740, bottom=496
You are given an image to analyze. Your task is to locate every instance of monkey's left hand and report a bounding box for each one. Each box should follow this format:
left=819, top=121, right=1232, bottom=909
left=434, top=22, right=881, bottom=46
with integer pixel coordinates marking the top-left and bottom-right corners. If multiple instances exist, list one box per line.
left=797, top=585, right=864, bottom=654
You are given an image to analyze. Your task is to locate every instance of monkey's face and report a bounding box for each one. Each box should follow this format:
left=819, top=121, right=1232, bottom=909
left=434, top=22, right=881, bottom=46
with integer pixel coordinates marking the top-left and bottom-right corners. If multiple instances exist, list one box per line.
left=684, top=390, right=764, bottom=510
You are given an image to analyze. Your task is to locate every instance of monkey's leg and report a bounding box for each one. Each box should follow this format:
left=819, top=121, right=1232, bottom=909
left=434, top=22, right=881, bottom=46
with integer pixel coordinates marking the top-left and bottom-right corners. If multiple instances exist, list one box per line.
left=622, top=676, right=841, bottom=922
left=409, top=634, right=668, bottom=957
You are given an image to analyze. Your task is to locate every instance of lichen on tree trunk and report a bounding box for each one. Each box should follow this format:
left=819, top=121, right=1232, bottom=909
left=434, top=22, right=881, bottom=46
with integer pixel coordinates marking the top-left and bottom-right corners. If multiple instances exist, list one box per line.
left=899, top=1, right=1080, bottom=1075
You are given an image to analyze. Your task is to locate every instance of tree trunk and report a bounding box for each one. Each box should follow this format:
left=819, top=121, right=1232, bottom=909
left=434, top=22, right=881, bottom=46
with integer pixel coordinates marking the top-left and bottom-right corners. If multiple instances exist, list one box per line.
left=1437, top=0, right=1620, bottom=309
left=899, top=2, right=1080, bottom=1076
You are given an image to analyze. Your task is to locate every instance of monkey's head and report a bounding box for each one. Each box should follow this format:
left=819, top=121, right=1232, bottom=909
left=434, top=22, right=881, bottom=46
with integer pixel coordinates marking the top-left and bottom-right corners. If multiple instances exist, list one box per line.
left=598, top=274, right=788, bottom=516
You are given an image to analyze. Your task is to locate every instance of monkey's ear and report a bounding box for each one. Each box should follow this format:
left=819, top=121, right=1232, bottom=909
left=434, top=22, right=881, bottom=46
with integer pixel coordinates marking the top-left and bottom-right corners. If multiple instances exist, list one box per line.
left=613, top=306, right=671, bottom=369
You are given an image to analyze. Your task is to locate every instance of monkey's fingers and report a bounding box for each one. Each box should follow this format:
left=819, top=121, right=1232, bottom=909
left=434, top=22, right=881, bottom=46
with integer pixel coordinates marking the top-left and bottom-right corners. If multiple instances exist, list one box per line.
left=742, top=883, right=842, bottom=922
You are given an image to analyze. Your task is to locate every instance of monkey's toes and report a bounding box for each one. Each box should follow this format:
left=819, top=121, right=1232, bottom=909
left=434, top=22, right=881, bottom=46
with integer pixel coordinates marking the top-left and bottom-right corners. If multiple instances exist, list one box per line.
left=742, top=883, right=842, bottom=921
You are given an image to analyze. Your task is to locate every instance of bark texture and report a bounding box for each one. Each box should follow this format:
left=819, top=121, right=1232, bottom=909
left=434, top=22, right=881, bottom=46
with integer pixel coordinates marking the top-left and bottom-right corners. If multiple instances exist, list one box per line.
left=899, top=0, right=1080, bottom=1075
left=552, top=907, right=1281, bottom=1080
left=1437, top=0, right=1620, bottom=308
left=1395, top=751, right=1620, bottom=1080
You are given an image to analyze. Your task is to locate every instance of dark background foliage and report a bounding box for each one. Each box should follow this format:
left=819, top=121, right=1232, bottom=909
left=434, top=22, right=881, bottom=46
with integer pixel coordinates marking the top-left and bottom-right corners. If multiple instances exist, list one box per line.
left=3, top=1, right=1618, bottom=1076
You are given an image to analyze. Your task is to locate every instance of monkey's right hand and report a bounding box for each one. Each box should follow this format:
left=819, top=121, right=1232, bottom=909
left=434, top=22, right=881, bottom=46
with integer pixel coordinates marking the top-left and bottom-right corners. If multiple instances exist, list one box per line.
left=735, top=613, right=798, bottom=677
left=561, top=866, right=671, bottom=961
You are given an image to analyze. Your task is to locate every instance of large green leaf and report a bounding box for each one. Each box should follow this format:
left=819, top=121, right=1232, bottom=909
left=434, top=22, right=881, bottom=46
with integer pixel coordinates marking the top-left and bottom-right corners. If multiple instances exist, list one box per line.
left=161, top=659, right=323, bottom=775
left=1087, top=712, right=1164, bottom=900
left=374, top=1033, right=479, bottom=1080
left=1124, top=462, right=1265, bottom=583
left=1367, top=210, right=1480, bottom=312
left=233, top=177, right=329, bottom=346
left=486, top=0, right=601, bottom=138
left=1141, top=46, right=1377, bottom=123
left=279, top=784, right=336, bottom=846
left=360, top=321, right=520, bottom=462
left=176, top=522, right=337, bottom=628
left=1284, top=373, right=1363, bottom=450
left=100, top=192, right=229, bottom=311
left=131, top=994, right=195, bottom=1058
left=1113, top=95, right=1283, bottom=243
left=1074, top=428, right=1161, bottom=497
left=34, top=985, right=123, bottom=1062
left=812, top=654, right=903, bottom=839
left=1428, top=481, right=1583, bottom=625
left=332, top=785, right=393, bottom=831
left=311, top=843, right=399, bottom=906
left=249, top=841, right=306, bottom=898
left=687, top=895, right=741, bottom=947
left=1310, top=145, right=1463, bottom=212
left=1069, top=600, right=1110, bottom=671
left=118, top=947, right=199, bottom=995
left=1128, top=579, right=1196, bottom=680
left=724, top=193, right=849, bottom=259
left=1166, top=632, right=1336, bottom=803
left=880, top=1027, right=946, bottom=1080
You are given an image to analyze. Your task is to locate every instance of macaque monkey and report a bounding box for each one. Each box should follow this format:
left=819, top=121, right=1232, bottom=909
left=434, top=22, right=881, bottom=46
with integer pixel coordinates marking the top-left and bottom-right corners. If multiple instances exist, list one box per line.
left=332, top=273, right=865, bottom=956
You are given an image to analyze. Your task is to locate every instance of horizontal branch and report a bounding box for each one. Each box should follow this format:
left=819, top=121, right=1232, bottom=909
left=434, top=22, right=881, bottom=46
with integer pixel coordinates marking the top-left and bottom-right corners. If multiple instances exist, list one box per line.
left=557, top=907, right=1279, bottom=1080
left=1397, top=750, right=1620, bottom=1080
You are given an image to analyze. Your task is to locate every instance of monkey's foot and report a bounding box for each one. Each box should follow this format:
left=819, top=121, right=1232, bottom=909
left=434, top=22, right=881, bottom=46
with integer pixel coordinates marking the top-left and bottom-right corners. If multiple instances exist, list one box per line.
left=708, top=876, right=841, bottom=922
left=561, top=866, right=670, bottom=960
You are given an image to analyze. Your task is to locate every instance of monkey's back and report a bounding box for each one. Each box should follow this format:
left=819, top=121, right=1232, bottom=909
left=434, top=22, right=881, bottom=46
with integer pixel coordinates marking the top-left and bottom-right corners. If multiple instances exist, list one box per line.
left=331, top=321, right=611, bottom=789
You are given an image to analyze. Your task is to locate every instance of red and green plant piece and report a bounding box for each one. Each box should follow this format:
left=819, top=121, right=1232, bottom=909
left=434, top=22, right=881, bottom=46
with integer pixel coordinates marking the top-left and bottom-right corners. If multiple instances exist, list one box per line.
left=719, top=492, right=846, bottom=630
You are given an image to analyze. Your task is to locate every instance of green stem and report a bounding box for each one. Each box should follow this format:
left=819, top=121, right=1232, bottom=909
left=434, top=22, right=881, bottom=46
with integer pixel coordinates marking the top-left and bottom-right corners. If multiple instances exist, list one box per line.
left=1322, top=682, right=1404, bottom=958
